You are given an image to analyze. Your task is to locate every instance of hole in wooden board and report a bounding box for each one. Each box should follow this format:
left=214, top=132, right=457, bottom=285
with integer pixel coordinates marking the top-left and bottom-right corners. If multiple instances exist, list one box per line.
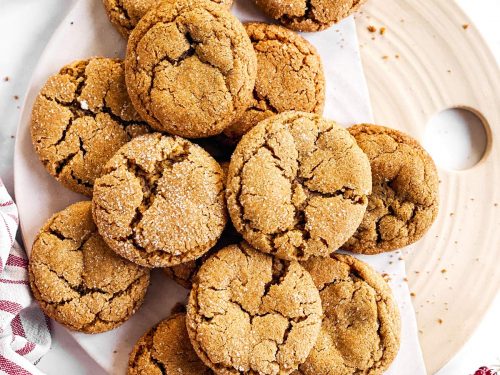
left=423, top=108, right=489, bottom=171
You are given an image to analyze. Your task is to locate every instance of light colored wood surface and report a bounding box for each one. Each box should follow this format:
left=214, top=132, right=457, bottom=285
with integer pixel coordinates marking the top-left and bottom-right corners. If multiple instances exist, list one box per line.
left=355, top=0, right=500, bottom=373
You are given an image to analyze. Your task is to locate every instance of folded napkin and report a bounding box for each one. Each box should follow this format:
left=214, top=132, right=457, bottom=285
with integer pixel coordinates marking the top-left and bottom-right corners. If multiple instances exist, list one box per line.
left=0, top=179, right=51, bottom=375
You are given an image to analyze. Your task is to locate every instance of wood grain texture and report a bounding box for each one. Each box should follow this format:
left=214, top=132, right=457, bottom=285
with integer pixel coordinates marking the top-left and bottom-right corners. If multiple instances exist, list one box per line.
left=355, top=0, right=500, bottom=372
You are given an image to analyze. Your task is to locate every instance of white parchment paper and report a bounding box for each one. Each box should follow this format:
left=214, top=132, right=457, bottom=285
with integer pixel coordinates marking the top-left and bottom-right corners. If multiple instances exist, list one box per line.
left=14, top=0, right=426, bottom=373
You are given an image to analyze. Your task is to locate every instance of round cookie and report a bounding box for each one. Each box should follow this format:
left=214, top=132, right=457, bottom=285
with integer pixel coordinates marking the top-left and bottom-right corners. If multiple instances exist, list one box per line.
left=254, top=0, right=367, bottom=32
left=103, top=0, right=234, bottom=38
left=128, top=313, right=213, bottom=375
left=295, top=254, right=400, bottom=375
left=226, top=111, right=372, bottom=261
left=223, top=22, right=325, bottom=140
left=125, top=0, right=257, bottom=138
left=29, top=201, right=150, bottom=333
left=186, top=243, right=323, bottom=374
left=92, top=133, right=227, bottom=268
left=344, top=124, right=439, bottom=254
left=31, top=58, right=150, bottom=196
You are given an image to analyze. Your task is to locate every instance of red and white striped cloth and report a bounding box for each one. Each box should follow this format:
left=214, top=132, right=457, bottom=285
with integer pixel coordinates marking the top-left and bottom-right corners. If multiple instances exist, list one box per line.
left=0, top=179, right=50, bottom=375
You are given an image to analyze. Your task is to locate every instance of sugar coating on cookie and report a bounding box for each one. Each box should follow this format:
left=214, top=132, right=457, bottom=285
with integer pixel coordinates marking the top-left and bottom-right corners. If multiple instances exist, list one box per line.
left=345, top=124, right=439, bottom=254
left=254, top=0, right=367, bottom=32
left=186, top=243, right=323, bottom=374
left=125, top=0, right=257, bottom=138
left=103, top=0, right=234, bottom=37
left=128, top=313, right=212, bottom=375
left=29, top=201, right=150, bottom=333
left=31, top=58, right=150, bottom=196
left=92, top=133, right=227, bottom=268
left=295, top=254, right=401, bottom=375
left=226, top=111, right=372, bottom=261
left=223, top=22, right=325, bottom=139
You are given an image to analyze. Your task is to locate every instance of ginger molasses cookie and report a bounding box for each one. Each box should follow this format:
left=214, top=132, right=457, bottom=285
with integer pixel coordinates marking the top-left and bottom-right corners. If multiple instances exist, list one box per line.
left=223, top=22, right=325, bottom=140
left=103, top=0, right=234, bottom=38
left=128, top=313, right=213, bottom=375
left=345, top=124, right=439, bottom=254
left=186, top=243, right=323, bottom=375
left=295, top=254, right=400, bottom=375
left=31, top=58, right=150, bottom=196
left=226, top=111, right=372, bottom=261
left=29, top=201, right=150, bottom=333
left=92, top=133, right=227, bottom=268
left=125, top=0, right=257, bottom=138
left=254, top=0, right=367, bottom=32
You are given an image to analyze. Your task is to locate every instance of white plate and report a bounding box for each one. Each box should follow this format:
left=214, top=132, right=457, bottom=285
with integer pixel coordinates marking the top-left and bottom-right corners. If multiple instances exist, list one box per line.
left=14, top=0, right=424, bottom=373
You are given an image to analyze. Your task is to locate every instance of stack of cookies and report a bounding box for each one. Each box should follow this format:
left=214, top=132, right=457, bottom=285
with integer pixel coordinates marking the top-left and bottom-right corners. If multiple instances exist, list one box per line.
left=28, top=0, right=440, bottom=374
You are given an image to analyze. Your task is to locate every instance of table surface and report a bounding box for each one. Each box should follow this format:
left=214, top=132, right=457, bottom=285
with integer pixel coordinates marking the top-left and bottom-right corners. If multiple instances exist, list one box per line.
left=0, top=0, right=498, bottom=374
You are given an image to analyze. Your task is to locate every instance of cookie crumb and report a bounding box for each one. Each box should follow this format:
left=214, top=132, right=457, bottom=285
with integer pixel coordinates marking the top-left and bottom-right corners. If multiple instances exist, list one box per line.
left=462, top=24, right=469, bottom=30
left=382, top=55, right=389, bottom=60
left=379, top=27, right=386, bottom=35
left=447, top=69, right=452, bottom=73
left=410, top=292, right=416, bottom=297
left=437, top=318, right=443, bottom=324
left=70, top=21, right=74, bottom=25
left=395, top=54, right=400, bottom=59
left=113, top=350, right=117, bottom=354
left=13, top=95, right=19, bottom=100
left=449, top=212, right=454, bottom=217
left=441, top=269, right=447, bottom=274
left=3, top=76, right=9, bottom=82
left=403, top=277, right=408, bottom=282
left=494, top=203, right=498, bottom=207
left=10, top=135, right=15, bottom=139
left=367, top=25, right=377, bottom=33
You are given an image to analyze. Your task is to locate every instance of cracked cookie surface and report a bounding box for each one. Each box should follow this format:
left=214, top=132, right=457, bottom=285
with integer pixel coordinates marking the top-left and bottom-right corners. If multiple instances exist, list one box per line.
left=29, top=201, right=150, bottom=333
left=125, top=0, right=257, bottom=138
left=295, top=254, right=400, bottom=375
left=103, top=0, right=234, bottom=38
left=254, top=0, right=367, bottom=32
left=223, top=23, right=324, bottom=140
left=226, top=111, right=372, bottom=261
left=128, top=313, right=213, bottom=375
left=186, top=243, right=323, bottom=375
left=345, top=124, right=439, bottom=254
left=31, top=58, right=150, bottom=196
left=92, top=133, right=227, bottom=267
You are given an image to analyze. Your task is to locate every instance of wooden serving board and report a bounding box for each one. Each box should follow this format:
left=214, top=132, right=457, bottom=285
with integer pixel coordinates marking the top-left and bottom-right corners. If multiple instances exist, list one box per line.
left=355, top=0, right=500, bottom=372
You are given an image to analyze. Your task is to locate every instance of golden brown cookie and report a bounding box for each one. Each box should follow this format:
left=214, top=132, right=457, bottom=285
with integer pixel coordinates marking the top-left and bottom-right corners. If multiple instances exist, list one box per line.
left=226, top=111, right=372, bottom=261
left=125, top=0, right=257, bottom=138
left=345, top=124, right=439, bottom=254
left=223, top=23, right=325, bottom=140
left=254, top=0, right=367, bottom=32
left=128, top=313, right=213, bottom=375
left=295, top=254, right=401, bottom=375
left=29, top=201, right=150, bottom=333
left=92, top=133, right=227, bottom=268
left=103, top=0, right=234, bottom=37
left=163, top=221, right=241, bottom=288
left=186, top=243, right=323, bottom=374
left=31, top=58, right=150, bottom=196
